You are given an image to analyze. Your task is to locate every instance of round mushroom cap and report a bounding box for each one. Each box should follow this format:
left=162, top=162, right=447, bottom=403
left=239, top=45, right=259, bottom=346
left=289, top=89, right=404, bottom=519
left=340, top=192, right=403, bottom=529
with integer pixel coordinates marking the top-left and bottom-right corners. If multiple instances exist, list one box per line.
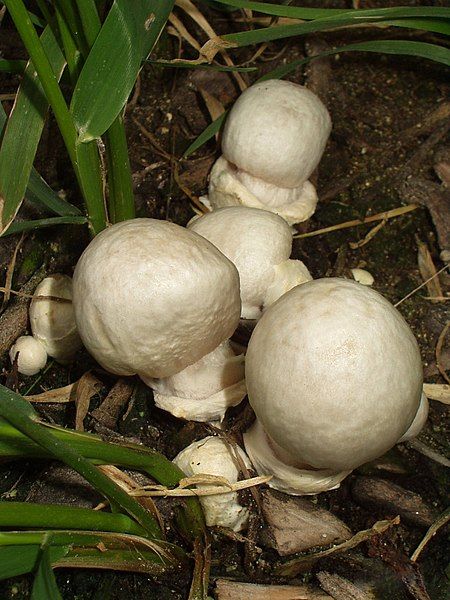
left=222, top=80, right=331, bottom=189
left=73, top=219, right=241, bottom=378
left=30, top=274, right=82, bottom=362
left=246, top=278, right=423, bottom=471
left=10, top=335, right=47, bottom=376
left=189, top=207, right=293, bottom=319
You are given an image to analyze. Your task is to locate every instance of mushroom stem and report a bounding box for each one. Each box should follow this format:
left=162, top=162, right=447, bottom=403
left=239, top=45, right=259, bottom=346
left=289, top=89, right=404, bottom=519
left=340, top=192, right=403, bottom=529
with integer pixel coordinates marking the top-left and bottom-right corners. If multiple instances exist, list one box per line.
left=244, top=420, right=350, bottom=496
left=143, top=341, right=246, bottom=422
left=398, top=391, right=429, bottom=443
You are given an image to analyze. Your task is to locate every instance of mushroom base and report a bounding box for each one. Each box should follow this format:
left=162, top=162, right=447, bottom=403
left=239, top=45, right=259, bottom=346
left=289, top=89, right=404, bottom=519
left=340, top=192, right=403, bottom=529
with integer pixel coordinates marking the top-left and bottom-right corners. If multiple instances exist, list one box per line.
left=398, top=391, right=429, bottom=443
left=143, top=341, right=246, bottom=422
left=243, top=420, right=351, bottom=495
left=209, top=157, right=318, bottom=225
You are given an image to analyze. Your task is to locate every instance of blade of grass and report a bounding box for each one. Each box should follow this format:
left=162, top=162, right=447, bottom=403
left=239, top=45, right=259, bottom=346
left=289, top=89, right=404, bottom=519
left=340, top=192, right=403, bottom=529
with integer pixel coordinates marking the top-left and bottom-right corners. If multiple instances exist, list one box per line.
left=0, top=385, right=164, bottom=540
left=0, top=59, right=26, bottom=73
left=26, top=170, right=82, bottom=217
left=1, top=216, right=87, bottom=237
left=0, top=503, right=146, bottom=536
left=185, top=40, right=450, bottom=156
left=74, top=1, right=135, bottom=222
left=206, top=1, right=450, bottom=21
left=0, top=25, right=66, bottom=234
left=149, top=59, right=256, bottom=71
left=0, top=544, right=68, bottom=581
left=2, top=0, right=107, bottom=234
left=71, top=0, right=175, bottom=142
left=31, top=544, right=63, bottom=600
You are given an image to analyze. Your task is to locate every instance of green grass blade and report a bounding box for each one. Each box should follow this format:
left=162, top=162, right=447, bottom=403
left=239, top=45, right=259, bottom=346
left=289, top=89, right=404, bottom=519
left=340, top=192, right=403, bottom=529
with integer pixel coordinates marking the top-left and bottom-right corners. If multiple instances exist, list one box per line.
left=25, top=169, right=83, bottom=216
left=207, top=0, right=450, bottom=20
left=0, top=59, right=27, bottom=73
left=71, top=0, right=175, bottom=142
left=0, top=385, right=163, bottom=540
left=0, top=26, right=66, bottom=234
left=0, top=545, right=43, bottom=580
left=149, top=60, right=256, bottom=72
left=184, top=111, right=227, bottom=157
left=31, top=546, right=63, bottom=600
left=1, top=216, right=87, bottom=237
left=104, top=115, right=135, bottom=222
left=216, top=12, right=450, bottom=49
left=0, top=502, right=146, bottom=536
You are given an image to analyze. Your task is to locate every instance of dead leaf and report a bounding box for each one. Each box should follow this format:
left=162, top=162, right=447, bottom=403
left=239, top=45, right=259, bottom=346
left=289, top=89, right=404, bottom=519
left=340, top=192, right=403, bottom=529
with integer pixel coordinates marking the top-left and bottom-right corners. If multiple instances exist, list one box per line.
left=74, top=372, right=102, bottom=431
left=26, top=382, right=78, bottom=403
left=416, top=238, right=443, bottom=303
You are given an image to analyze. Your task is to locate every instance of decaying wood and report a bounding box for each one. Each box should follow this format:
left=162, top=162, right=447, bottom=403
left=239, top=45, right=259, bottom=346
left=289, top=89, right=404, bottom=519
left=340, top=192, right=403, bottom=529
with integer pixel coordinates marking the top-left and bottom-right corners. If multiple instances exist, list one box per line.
left=352, top=477, right=437, bottom=529
left=91, top=378, right=134, bottom=429
left=261, top=490, right=352, bottom=556
left=215, top=579, right=332, bottom=600
left=399, top=177, right=450, bottom=263
left=0, top=266, right=47, bottom=358
left=316, top=572, right=374, bottom=600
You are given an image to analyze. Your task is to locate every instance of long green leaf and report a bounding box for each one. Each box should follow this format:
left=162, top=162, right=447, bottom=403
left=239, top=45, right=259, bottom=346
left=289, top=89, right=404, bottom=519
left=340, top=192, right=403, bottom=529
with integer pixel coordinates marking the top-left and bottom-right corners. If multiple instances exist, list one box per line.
left=0, top=59, right=27, bottom=73
left=0, top=26, right=66, bottom=234
left=71, top=0, right=175, bottom=142
left=1, top=216, right=87, bottom=237
left=185, top=40, right=450, bottom=156
left=31, top=545, right=63, bottom=600
left=214, top=11, right=450, bottom=49
left=208, top=0, right=450, bottom=21
left=26, top=170, right=83, bottom=216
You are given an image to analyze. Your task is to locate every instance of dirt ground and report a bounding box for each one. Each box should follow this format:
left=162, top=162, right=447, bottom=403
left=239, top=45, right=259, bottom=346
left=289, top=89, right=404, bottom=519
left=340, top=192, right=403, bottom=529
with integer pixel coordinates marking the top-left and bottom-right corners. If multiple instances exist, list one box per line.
left=0, top=1, right=449, bottom=599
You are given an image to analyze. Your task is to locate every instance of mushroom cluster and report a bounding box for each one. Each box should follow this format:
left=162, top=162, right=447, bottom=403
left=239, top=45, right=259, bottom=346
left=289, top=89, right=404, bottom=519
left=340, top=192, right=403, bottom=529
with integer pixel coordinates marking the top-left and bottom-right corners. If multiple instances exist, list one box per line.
left=207, top=80, right=331, bottom=225
left=10, top=274, right=81, bottom=375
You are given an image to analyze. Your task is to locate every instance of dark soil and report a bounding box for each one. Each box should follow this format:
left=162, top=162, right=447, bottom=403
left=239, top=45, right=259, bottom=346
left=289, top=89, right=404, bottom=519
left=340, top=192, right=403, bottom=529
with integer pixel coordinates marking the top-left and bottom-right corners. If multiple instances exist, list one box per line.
left=0, top=1, right=449, bottom=599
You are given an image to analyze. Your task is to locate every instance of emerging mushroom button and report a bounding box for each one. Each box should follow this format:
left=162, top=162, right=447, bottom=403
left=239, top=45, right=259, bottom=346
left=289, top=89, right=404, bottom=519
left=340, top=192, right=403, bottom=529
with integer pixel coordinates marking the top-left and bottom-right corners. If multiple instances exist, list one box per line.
left=72, top=219, right=241, bottom=379
left=244, top=278, right=425, bottom=495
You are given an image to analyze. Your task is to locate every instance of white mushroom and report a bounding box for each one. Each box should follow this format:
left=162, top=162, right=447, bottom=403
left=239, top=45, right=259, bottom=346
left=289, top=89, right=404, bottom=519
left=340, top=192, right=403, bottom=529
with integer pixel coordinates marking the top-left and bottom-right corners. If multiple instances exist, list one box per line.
left=143, top=341, right=246, bottom=423
left=10, top=335, right=47, bottom=376
left=30, top=274, right=82, bottom=363
left=208, top=80, right=331, bottom=225
left=351, top=268, right=374, bottom=286
left=73, top=219, right=243, bottom=419
left=174, top=436, right=252, bottom=531
left=243, top=278, right=425, bottom=495
left=189, top=207, right=312, bottom=320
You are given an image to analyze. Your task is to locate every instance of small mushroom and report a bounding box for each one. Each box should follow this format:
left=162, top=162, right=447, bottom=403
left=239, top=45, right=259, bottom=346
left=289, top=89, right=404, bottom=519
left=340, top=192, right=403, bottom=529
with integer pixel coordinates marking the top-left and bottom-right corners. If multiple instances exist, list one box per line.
left=189, top=207, right=312, bottom=320
left=73, top=218, right=241, bottom=380
left=10, top=335, right=47, bottom=376
left=174, top=436, right=251, bottom=531
left=351, top=268, right=374, bottom=286
left=30, top=274, right=82, bottom=363
left=243, top=278, right=425, bottom=495
left=208, top=80, right=331, bottom=225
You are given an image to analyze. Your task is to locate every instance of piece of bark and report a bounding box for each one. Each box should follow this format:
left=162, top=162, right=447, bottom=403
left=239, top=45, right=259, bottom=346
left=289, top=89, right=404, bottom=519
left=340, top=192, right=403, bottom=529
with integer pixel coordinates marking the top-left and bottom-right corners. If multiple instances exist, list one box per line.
left=316, top=572, right=373, bottom=600
left=399, top=177, right=450, bottom=262
left=215, top=579, right=332, bottom=600
left=91, top=378, right=134, bottom=429
left=261, top=490, right=352, bottom=556
left=352, top=477, right=437, bottom=528
left=0, top=266, right=47, bottom=357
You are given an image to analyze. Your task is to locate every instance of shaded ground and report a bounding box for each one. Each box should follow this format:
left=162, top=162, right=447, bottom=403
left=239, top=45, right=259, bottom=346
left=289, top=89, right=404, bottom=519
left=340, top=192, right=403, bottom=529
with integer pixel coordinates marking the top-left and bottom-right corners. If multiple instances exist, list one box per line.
left=0, top=1, right=449, bottom=598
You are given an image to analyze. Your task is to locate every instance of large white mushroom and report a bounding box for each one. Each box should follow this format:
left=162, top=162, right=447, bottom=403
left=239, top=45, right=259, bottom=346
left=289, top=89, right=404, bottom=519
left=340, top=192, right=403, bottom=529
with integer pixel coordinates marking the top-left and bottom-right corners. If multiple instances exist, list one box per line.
left=243, top=278, right=426, bottom=495
left=174, top=436, right=252, bottom=532
left=188, top=207, right=312, bottom=320
left=72, top=219, right=245, bottom=421
left=208, top=80, right=331, bottom=225
left=30, top=274, right=82, bottom=363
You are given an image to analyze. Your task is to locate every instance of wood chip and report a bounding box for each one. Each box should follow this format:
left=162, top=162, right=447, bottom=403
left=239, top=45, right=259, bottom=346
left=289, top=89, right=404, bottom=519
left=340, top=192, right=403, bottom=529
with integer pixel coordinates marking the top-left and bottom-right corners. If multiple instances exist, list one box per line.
left=317, top=572, right=373, bottom=600
left=352, top=477, right=437, bottom=529
left=422, top=383, right=450, bottom=404
left=215, top=580, right=332, bottom=600
left=91, top=378, right=134, bottom=429
left=261, top=490, right=352, bottom=556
